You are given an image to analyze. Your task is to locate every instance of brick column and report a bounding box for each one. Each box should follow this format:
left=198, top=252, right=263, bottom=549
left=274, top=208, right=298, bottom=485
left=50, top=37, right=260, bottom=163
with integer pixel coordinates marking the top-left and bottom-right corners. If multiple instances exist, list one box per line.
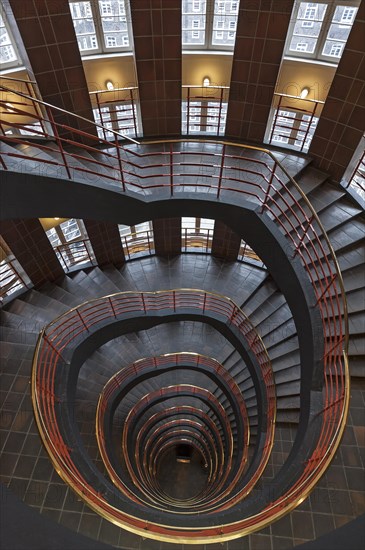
left=83, top=220, right=125, bottom=268
left=309, top=5, right=365, bottom=183
left=0, top=219, right=63, bottom=286
left=153, top=218, right=181, bottom=256
left=225, top=0, right=294, bottom=143
left=211, top=221, right=241, bottom=261
left=8, top=0, right=97, bottom=140
left=131, top=0, right=181, bottom=136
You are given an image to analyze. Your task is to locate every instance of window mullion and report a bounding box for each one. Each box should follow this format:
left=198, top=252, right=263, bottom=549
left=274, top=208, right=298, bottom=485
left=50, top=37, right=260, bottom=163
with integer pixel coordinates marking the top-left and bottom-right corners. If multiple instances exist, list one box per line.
left=316, top=2, right=336, bottom=59
left=90, top=0, right=104, bottom=53
left=206, top=0, right=214, bottom=49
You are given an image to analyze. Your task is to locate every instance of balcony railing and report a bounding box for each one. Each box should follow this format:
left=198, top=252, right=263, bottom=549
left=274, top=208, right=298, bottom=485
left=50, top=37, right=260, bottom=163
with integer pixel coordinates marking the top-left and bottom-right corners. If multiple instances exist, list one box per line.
left=0, top=76, right=49, bottom=138
left=182, top=85, right=229, bottom=136
left=345, top=146, right=365, bottom=201
left=267, top=93, right=324, bottom=153
left=0, top=257, right=28, bottom=299
left=182, top=227, right=213, bottom=252
left=121, top=230, right=154, bottom=259
left=1, top=79, right=349, bottom=541
left=54, top=239, right=94, bottom=271
left=90, top=86, right=139, bottom=140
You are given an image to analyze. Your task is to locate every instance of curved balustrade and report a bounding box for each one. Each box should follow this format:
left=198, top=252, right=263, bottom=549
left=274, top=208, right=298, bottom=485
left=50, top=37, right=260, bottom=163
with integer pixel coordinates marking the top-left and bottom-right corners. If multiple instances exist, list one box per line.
left=31, top=282, right=349, bottom=542
left=97, top=353, right=256, bottom=512
left=0, top=80, right=348, bottom=542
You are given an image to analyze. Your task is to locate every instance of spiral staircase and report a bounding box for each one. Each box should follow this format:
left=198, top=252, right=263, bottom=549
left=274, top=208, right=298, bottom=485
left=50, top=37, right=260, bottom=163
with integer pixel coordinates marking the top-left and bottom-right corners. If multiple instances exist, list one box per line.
left=0, top=85, right=364, bottom=549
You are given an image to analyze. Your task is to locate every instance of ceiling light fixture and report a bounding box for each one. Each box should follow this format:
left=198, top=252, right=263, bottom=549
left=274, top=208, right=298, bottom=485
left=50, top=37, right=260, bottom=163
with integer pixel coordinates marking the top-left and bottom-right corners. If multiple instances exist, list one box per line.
left=300, top=87, right=310, bottom=99
left=203, top=76, right=210, bottom=87
left=54, top=217, right=60, bottom=220
left=105, top=80, right=114, bottom=91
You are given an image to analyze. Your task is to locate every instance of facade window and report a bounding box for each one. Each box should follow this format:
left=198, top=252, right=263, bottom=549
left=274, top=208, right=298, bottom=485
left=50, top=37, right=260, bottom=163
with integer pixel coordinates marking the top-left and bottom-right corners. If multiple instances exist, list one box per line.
left=327, top=42, right=343, bottom=56
left=0, top=11, right=21, bottom=68
left=285, top=1, right=359, bottom=63
left=182, top=0, right=241, bottom=50
left=46, top=219, right=95, bottom=271
left=69, top=0, right=133, bottom=55
left=296, top=42, right=309, bottom=51
left=106, top=35, right=117, bottom=47
left=341, top=6, right=356, bottom=20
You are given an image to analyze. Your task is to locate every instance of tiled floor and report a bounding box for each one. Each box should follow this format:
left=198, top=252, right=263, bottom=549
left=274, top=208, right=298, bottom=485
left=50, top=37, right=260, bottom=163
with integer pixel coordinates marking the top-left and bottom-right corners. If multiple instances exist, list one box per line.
left=0, top=255, right=364, bottom=549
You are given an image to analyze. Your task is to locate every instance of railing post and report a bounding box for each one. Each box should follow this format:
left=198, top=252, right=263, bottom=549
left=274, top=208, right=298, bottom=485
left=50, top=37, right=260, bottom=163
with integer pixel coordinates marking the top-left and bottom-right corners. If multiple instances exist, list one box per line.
left=315, top=274, right=337, bottom=306
left=141, top=293, right=146, bottom=313
left=56, top=246, right=69, bottom=272
left=47, top=108, right=72, bottom=179
left=76, top=308, right=89, bottom=332
left=300, top=100, right=318, bottom=152
left=186, top=86, right=190, bottom=136
left=108, top=297, right=117, bottom=318
left=217, top=143, right=226, bottom=199
left=43, top=334, right=67, bottom=363
left=261, top=161, right=277, bottom=213
left=0, top=151, right=7, bottom=169
left=115, top=136, right=126, bottom=191
left=84, top=239, right=93, bottom=265
left=202, top=292, right=207, bottom=314
left=170, top=142, right=174, bottom=196
left=294, top=214, right=315, bottom=255
left=217, top=87, right=224, bottom=136
left=130, top=89, right=138, bottom=137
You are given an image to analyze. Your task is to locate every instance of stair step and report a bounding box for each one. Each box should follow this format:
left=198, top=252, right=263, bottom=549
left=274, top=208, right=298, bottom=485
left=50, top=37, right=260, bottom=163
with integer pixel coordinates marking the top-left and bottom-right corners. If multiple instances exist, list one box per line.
left=86, top=266, right=121, bottom=295
left=40, top=281, right=79, bottom=308
left=21, top=289, right=68, bottom=316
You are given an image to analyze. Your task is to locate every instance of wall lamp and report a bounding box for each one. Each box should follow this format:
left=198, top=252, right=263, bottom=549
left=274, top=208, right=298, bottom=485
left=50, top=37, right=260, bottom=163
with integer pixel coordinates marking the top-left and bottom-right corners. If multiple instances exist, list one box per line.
left=300, top=87, right=310, bottom=99
left=202, top=76, right=210, bottom=87
left=105, top=80, right=114, bottom=91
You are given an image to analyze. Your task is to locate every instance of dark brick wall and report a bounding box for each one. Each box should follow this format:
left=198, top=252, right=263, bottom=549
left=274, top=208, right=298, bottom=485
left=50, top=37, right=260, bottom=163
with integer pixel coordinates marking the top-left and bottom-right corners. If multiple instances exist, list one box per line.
left=0, top=218, right=63, bottom=286
left=153, top=218, right=181, bottom=256
left=83, top=220, right=125, bottom=268
left=131, top=0, right=181, bottom=136
left=9, top=0, right=97, bottom=139
left=211, top=221, right=241, bottom=261
left=225, top=0, right=294, bottom=142
left=309, top=4, right=365, bottom=183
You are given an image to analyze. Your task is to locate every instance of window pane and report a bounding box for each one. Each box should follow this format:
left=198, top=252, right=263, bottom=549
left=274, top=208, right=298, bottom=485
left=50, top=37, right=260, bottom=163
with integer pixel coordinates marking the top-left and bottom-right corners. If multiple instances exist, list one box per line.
left=70, top=1, right=98, bottom=51
left=288, top=2, right=327, bottom=54
left=46, top=227, right=62, bottom=247
left=212, top=0, right=239, bottom=47
left=99, top=0, right=130, bottom=49
left=60, top=219, right=82, bottom=242
left=322, top=4, right=358, bottom=58
left=0, top=13, right=18, bottom=64
left=182, top=0, right=207, bottom=45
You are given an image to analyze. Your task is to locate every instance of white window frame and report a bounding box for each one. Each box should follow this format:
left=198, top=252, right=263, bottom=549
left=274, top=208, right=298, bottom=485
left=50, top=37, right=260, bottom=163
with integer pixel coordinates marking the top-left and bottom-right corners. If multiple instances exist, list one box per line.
left=68, top=0, right=133, bottom=56
left=0, top=9, right=22, bottom=69
left=182, top=0, right=241, bottom=52
left=284, top=1, right=360, bottom=64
